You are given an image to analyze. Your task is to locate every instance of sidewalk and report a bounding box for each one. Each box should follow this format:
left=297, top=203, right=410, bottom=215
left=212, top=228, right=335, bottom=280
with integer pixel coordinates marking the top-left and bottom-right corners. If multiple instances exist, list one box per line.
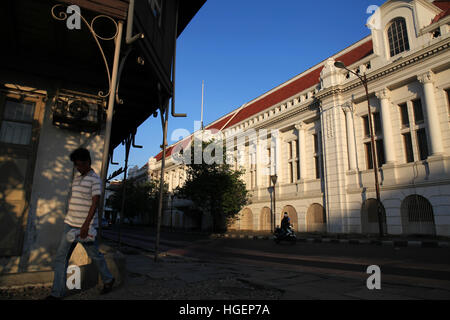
left=2, top=241, right=450, bottom=300
left=0, top=243, right=282, bottom=300
left=212, top=231, right=450, bottom=248
left=2, top=227, right=450, bottom=300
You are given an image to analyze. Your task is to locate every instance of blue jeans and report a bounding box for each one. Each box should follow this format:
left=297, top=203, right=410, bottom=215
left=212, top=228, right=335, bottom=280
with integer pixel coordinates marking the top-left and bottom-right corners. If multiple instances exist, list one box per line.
left=50, top=223, right=114, bottom=298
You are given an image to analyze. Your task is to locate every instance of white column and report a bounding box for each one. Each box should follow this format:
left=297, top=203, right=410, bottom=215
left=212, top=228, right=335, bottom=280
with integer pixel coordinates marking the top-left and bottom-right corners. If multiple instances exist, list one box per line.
left=169, top=171, right=174, bottom=192
left=376, top=89, right=396, bottom=164
left=256, top=140, right=263, bottom=188
left=272, top=129, right=281, bottom=178
left=418, top=71, right=444, bottom=156
left=295, top=123, right=307, bottom=180
left=342, top=103, right=357, bottom=170
left=292, top=140, right=298, bottom=181
left=256, top=129, right=270, bottom=186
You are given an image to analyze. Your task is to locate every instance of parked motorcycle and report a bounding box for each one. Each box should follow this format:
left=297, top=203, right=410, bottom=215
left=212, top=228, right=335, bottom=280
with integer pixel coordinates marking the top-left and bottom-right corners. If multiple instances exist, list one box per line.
left=273, top=225, right=297, bottom=244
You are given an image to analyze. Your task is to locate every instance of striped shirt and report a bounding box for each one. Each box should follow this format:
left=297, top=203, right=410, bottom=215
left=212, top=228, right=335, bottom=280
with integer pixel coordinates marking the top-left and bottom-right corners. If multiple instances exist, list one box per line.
left=64, top=169, right=102, bottom=228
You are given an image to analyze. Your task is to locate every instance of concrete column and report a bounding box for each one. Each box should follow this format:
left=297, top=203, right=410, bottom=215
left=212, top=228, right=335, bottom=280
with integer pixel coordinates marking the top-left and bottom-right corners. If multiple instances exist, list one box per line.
left=273, top=129, right=282, bottom=179
left=169, top=171, right=174, bottom=192
left=295, top=123, right=307, bottom=180
left=256, top=140, right=262, bottom=189
left=341, top=103, right=357, bottom=170
left=417, top=71, right=444, bottom=156
left=375, top=88, right=396, bottom=164
left=292, top=140, right=298, bottom=181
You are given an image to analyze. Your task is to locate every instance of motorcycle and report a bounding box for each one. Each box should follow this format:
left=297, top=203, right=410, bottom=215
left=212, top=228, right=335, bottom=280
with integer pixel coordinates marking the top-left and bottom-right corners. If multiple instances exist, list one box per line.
left=273, top=225, right=297, bottom=244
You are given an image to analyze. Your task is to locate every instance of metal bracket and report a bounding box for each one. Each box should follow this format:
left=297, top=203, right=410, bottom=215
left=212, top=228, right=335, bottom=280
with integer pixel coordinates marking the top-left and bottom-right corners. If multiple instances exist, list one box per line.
left=115, top=47, right=133, bottom=105
left=126, top=0, right=144, bottom=44
left=109, top=150, right=119, bottom=165
left=51, top=4, right=119, bottom=99
left=170, top=0, right=186, bottom=118
left=132, top=134, right=143, bottom=149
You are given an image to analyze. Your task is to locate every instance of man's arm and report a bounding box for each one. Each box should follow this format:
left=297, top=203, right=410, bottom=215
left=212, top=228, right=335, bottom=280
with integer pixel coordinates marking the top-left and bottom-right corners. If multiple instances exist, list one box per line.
left=80, top=195, right=100, bottom=238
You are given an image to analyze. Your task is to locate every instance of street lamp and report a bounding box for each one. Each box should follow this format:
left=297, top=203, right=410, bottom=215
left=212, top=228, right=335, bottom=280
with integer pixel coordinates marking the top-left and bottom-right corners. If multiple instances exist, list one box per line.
left=334, top=61, right=384, bottom=238
left=270, top=174, right=278, bottom=233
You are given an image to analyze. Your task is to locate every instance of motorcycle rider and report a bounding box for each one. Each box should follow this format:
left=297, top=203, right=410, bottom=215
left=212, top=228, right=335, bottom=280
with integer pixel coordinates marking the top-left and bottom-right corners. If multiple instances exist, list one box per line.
left=280, top=212, right=291, bottom=237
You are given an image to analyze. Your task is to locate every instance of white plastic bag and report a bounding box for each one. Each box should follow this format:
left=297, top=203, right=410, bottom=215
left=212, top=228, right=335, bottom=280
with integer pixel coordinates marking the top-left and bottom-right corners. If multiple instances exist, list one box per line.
left=66, top=227, right=97, bottom=243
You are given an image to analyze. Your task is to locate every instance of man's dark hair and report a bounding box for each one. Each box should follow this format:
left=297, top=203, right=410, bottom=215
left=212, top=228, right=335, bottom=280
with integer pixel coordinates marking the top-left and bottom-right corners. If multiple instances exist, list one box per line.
left=70, top=147, right=91, bottom=164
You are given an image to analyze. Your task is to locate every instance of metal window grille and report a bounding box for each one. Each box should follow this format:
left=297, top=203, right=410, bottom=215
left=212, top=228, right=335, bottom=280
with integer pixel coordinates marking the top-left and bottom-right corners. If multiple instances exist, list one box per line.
left=387, top=18, right=410, bottom=57
left=0, top=100, right=35, bottom=145
left=405, top=195, right=434, bottom=223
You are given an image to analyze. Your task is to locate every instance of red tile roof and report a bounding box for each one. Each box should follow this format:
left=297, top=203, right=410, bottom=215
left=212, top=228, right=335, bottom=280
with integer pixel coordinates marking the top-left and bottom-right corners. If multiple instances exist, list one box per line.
left=206, top=114, right=235, bottom=131
left=154, top=39, right=374, bottom=161
left=432, top=1, right=450, bottom=24
left=155, top=135, right=192, bottom=161
left=155, top=146, right=173, bottom=161
left=217, top=39, right=373, bottom=131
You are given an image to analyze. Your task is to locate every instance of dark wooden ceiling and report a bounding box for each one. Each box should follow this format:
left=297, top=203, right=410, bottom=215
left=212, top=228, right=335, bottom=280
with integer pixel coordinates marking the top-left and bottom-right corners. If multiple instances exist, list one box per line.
left=0, top=0, right=205, bottom=150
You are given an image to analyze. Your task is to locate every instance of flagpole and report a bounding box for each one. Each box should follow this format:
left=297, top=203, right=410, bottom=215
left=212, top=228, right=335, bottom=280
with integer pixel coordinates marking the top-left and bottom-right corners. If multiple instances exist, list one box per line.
left=201, top=80, right=204, bottom=130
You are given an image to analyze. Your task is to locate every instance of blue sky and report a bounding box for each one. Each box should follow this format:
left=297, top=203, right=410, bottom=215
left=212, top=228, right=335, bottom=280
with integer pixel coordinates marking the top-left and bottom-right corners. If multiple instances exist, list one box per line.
left=108, top=0, right=385, bottom=177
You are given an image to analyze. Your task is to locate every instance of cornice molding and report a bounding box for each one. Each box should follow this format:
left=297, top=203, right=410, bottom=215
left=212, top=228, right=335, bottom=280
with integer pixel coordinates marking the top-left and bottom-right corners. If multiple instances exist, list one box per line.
left=245, top=101, right=319, bottom=133
left=352, top=39, right=449, bottom=89
left=317, top=38, right=450, bottom=100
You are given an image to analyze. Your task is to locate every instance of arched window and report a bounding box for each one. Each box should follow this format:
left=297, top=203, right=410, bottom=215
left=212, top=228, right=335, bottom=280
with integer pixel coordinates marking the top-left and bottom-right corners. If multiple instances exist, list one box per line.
left=401, top=195, right=435, bottom=235
left=387, top=17, right=410, bottom=57
left=260, top=207, right=271, bottom=231
left=361, top=199, right=387, bottom=235
left=239, top=208, right=253, bottom=231
left=281, top=205, right=298, bottom=231
left=306, top=203, right=326, bottom=233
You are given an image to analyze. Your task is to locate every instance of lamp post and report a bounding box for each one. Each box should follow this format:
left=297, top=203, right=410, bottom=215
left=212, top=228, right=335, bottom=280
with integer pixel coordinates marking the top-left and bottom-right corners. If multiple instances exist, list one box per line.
left=268, top=186, right=273, bottom=232
left=170, top=193, right=174, bottom=231
left=334, top=61, right=383, bottom=238
left=270, top=174, right=278, bottom=233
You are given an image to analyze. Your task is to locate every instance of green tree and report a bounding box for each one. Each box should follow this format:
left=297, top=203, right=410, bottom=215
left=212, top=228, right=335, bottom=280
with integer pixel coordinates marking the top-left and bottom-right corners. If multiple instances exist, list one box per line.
left=177, top=139, right=250, bottom=233
left=107, top=179, right=163, bottom=225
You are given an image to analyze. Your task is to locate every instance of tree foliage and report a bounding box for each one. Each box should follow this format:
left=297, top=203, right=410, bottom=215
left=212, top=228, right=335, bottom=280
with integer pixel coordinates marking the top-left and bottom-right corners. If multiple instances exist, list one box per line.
left=177, top=139, right=250, bottom=232
left=106, top=179, right=163, bottom=225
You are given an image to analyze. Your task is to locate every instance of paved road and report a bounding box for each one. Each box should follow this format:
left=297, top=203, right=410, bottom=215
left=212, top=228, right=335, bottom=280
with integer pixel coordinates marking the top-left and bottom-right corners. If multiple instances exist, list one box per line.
left=102, top=227, right=450, bottom=299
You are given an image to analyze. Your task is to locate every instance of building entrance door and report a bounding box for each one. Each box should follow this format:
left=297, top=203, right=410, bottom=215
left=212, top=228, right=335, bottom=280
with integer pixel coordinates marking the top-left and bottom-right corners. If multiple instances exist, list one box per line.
left=0, top=93, right=43, bottom=256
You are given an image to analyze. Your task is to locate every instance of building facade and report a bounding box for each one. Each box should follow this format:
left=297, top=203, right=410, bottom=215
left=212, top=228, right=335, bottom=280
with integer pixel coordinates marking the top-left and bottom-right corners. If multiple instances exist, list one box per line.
left=0, top=0, right=205, bottom=279
left=149, top=0, right=450, bottom=236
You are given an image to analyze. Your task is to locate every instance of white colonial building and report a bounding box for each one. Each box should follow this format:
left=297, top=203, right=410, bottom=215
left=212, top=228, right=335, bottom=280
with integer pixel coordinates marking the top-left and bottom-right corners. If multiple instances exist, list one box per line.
left=148, top=0, right=450, bottom=236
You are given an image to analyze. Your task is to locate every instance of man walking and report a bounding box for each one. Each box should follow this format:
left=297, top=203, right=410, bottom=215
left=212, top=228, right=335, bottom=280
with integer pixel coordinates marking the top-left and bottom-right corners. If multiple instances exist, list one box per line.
left=46, top=147, right=114, bottom=299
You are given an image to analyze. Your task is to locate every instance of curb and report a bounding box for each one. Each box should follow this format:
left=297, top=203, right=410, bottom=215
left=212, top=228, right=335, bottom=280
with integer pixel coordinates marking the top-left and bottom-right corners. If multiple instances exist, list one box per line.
left=211, top=234, right=450, bottom=248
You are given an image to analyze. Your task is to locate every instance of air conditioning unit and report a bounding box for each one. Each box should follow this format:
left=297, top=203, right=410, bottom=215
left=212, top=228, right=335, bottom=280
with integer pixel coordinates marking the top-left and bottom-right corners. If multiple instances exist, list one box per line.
left=52, top=90, right=106, bottom=132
